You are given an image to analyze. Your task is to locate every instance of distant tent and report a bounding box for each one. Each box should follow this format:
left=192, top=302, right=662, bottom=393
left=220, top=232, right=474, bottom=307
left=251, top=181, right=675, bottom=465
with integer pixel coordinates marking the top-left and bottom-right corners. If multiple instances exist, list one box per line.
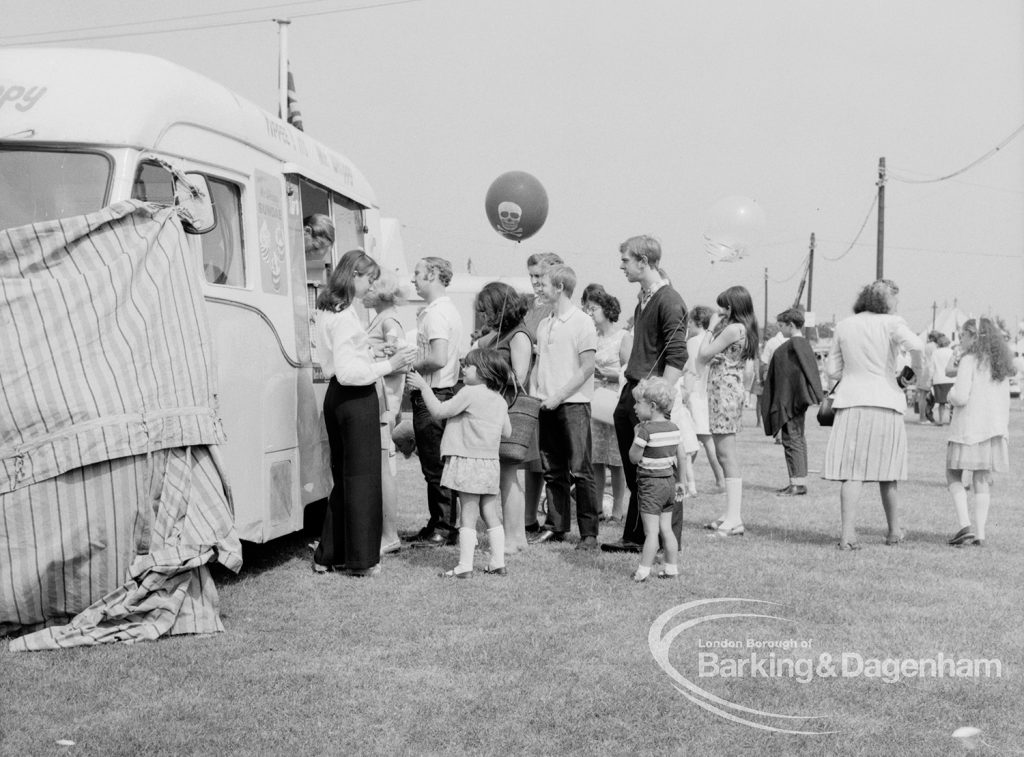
left=919, top=307, right=970, bottom=346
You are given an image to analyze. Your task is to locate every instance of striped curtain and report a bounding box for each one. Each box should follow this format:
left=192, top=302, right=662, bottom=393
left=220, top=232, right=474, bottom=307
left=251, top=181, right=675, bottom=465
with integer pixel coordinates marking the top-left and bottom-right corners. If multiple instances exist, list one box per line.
left=1, top=202, right=241, bottom=648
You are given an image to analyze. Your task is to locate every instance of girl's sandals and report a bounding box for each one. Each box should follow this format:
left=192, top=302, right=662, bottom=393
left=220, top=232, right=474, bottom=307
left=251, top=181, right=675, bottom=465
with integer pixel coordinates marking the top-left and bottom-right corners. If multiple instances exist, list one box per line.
left=440, top=568, right=473, bottom=579
left=836, top=541, right=861, bottom=551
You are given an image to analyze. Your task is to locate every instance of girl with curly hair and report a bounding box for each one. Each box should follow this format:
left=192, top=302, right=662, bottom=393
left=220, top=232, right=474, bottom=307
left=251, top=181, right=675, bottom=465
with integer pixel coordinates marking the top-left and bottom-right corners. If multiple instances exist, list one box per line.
left=945, top=318, right=1014, bottom=547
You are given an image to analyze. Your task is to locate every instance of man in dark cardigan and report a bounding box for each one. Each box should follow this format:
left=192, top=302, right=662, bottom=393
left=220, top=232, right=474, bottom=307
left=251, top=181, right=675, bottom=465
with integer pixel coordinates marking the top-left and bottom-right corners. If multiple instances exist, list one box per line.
left=602, top=236, right=688, bottom=553
left=758, top=308, right=824, bottom=495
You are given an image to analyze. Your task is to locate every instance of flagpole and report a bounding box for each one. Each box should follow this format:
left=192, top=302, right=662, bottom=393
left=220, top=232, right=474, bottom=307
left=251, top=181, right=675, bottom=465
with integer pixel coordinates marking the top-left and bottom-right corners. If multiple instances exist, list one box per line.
left=274, top=18, right=291, bottom=122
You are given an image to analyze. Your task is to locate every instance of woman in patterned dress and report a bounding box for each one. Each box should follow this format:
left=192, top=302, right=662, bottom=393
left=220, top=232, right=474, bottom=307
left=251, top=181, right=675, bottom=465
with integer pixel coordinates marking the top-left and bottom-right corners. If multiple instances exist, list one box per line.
left=585, top=288, right=632, bottom=523
left=699, top=286, right=759, bottom=537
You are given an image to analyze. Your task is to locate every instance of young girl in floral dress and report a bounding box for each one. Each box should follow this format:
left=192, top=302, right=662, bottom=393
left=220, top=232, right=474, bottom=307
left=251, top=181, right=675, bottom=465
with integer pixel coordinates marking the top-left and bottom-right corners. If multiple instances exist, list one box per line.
left=699, top=286, right=759, bottom=537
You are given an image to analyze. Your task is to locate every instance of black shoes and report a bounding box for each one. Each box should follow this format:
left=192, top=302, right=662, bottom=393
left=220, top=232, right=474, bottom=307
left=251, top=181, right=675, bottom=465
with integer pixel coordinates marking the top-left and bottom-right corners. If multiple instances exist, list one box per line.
left=948, top=526, right=976, bottom=546
left=405, top=527, right=458, bottom=547
left=776, top=484, right=808, bottom=497
left=527, top=530, right=566, bottom=544
left=600, top=540, right=642, bottom=553
left=576, top=536, right=599, bottom=551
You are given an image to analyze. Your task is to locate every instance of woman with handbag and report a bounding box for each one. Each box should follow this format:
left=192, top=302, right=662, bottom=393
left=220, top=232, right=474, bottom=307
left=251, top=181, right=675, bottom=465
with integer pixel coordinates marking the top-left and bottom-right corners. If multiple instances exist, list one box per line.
left=585, top=288, right=632, bottom=524
left=474, top=282, right=534, bottom=553
left=824, top=280, right=924, bottom=550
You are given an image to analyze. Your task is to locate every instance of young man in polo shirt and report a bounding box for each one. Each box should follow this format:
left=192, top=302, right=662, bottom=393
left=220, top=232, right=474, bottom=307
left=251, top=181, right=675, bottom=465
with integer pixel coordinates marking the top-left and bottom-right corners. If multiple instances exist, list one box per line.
left=602, top=235, right=688, bottom=554
left=528, top=264, right=601, bottom=549
left=407, top=256, right=463, bottom=546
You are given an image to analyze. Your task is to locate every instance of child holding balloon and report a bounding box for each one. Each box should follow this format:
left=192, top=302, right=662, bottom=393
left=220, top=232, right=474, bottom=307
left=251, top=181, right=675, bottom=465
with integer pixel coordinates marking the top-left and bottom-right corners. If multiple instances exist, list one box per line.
left=699, top=286, right=760, bottom=537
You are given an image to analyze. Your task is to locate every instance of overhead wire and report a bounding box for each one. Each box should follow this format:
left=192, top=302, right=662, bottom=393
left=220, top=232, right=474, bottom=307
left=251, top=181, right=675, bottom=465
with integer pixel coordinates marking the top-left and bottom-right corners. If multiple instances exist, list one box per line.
left=820, top=191, right=878, bottom=262
left=768, top=254, right=809, bottom=284
left=0, top=0, right=425, bottom=46
left=888, top=120, right=1024, bottom=184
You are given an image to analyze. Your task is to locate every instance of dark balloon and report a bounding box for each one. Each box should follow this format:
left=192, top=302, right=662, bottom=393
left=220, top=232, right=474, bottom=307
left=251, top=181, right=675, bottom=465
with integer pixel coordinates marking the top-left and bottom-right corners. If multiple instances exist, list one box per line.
left=485, top=171, right=548, bottom=242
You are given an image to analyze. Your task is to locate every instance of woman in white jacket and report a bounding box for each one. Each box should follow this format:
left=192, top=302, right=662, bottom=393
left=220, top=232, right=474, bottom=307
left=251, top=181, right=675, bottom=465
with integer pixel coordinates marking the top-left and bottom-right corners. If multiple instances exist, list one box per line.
left=824, top=280, right=923, bottom=550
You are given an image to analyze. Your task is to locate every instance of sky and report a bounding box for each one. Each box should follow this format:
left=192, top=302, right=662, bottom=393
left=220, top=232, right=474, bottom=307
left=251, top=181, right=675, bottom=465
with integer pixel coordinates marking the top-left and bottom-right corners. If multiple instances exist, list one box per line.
left=4, top=0, right=1023, bottom=332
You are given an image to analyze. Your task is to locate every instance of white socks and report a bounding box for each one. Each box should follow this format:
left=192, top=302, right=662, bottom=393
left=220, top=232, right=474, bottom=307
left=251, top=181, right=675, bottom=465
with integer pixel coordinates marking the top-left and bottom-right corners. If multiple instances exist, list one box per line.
left=948, top=482, right=971, bottom=528
left=457, top=527, right=477, bottom=573
left=723, top=477, right=743, bottom=526
left=974, top=493, right=990, bottom=540
left=487, top=526, right=505, bottom=569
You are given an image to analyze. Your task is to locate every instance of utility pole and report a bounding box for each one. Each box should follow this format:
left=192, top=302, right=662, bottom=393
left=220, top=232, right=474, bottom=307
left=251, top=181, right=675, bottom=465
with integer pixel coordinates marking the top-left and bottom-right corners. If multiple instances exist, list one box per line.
left=932, top=301, right=937, bottom=331
left=807, top=233, right=815, bottom=312
left=876, top=157, right=886, bottom=280
left=763, top=267, right=769, bottom=344
left=274, top=19, right=291, bottom=123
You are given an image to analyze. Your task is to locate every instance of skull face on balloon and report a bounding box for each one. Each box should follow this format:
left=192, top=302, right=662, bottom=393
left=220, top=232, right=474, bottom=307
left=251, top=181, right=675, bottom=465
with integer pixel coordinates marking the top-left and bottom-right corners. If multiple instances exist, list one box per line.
left=497, top=201, right=523, bottom=236
left=485, top=171, right=549, bottom=242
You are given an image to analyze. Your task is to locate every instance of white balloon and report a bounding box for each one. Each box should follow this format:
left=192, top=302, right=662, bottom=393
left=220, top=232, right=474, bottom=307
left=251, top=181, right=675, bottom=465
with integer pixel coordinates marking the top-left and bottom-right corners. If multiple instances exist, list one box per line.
left=703, top=196, right=767, bottom=264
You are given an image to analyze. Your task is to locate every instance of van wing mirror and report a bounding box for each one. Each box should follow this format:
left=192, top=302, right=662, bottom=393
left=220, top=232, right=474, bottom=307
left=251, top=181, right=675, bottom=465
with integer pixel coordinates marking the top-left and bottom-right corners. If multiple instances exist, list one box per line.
left=175, top=173, right=217, bottom=235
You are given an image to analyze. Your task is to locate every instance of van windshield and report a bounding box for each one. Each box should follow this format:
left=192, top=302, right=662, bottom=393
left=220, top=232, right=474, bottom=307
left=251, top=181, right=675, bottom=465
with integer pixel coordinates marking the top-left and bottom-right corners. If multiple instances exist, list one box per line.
left=0, top=149, right=111, bottom=231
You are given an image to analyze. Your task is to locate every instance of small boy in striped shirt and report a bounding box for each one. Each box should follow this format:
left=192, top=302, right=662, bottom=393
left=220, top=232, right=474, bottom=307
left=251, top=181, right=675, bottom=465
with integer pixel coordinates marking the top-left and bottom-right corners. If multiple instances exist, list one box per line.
left=628, top=378, right=686, bottom=581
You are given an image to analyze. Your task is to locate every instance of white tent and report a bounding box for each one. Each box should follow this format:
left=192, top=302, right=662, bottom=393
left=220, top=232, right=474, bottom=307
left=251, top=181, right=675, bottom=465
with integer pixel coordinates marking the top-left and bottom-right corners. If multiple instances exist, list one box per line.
left=919, top=307, right=970, bottom=345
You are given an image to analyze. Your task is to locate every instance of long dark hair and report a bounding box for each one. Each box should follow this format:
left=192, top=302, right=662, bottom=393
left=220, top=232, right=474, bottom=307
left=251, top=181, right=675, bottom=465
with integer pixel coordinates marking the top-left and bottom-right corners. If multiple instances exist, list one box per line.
left=961, top=318, right=1014, bottom=382
left=715, top=285, right=759, bottom=360
left=476, top=282, right=528, bottom=338
left=462, top=347, right=516, bottom=405
left=316, top=250, right=380, bottom=312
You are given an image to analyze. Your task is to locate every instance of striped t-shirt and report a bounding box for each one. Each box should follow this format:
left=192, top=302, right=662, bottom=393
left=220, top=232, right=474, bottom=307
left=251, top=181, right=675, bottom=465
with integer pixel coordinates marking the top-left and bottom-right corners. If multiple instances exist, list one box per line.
left=633, top=419, right=680, bottom=477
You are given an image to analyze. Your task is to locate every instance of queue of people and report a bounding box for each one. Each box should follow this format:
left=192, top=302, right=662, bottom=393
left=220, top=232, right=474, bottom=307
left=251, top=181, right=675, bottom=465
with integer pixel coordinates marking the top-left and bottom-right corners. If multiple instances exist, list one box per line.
left=309, top=230, right=1014, bottom=580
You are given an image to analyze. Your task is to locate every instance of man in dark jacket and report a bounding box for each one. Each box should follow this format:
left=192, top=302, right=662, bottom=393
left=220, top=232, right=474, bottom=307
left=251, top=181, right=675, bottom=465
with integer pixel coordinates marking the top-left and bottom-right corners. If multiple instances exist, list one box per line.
left=759, top=308, right=823, bottom=496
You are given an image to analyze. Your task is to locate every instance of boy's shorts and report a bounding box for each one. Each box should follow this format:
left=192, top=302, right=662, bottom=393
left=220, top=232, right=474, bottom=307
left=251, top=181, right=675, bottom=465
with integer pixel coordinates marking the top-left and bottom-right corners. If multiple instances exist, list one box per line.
left=638, top=475, right=676, bottom=515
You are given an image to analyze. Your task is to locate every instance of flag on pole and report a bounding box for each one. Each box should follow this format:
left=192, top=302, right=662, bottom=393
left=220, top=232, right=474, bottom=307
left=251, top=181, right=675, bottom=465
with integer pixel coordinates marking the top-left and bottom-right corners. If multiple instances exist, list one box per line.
left=285, top=63, right=303, bottom=131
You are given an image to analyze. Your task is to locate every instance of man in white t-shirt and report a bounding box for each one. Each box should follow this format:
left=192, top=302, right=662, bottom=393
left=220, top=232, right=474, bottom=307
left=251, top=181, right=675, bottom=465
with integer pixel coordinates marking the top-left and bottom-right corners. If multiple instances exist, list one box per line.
left=528, top=264, right=601, bottom=549
left=406, top=257, right=463, bottom=546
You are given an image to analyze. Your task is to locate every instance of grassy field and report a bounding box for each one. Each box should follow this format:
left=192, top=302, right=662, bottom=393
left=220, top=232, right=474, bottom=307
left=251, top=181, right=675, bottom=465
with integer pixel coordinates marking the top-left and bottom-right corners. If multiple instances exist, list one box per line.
left=2, top=404, right=1023, bottom=756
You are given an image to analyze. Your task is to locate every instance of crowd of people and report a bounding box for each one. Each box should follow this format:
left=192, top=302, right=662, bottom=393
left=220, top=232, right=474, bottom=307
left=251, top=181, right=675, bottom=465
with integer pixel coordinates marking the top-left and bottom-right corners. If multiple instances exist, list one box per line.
left=306, top=221, right=1017, bottom=579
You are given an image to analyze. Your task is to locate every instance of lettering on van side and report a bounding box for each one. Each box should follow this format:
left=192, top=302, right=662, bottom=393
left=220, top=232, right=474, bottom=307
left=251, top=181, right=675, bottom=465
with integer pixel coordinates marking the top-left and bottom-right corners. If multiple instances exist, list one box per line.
left=0, top=85, right=47, bottom=112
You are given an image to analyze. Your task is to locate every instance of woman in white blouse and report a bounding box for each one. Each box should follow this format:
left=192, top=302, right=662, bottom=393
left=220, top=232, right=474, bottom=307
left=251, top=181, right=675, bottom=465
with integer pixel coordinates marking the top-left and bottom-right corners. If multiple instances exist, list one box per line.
left=824, top=279, right=923, bottom=550
left=313, top=250, right=415, bottom=576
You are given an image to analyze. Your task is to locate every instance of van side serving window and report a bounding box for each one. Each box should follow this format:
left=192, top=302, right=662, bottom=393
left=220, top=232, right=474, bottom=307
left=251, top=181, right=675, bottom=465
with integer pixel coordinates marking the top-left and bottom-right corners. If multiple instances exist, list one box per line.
left=132, top=163, right=245, bottom=287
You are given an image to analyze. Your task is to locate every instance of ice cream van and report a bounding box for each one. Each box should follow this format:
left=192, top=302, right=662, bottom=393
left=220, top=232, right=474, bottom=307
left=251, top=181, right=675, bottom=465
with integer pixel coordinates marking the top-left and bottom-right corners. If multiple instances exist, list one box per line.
left=0, top=47, right=381, bottom=541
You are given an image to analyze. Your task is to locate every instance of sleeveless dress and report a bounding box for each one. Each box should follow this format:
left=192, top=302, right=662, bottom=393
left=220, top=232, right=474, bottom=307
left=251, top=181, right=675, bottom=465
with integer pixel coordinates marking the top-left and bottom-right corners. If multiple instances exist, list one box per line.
left=707, top=327, right=747, bottom=434
left=479, top=324, right=538, bottom=463
left=592, top=328, right=627, bottom=466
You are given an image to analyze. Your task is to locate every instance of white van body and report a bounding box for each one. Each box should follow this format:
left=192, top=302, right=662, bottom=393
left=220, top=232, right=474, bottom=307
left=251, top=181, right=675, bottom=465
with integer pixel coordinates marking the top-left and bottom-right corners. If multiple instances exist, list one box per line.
left=0, top=48, right=382, bottom=542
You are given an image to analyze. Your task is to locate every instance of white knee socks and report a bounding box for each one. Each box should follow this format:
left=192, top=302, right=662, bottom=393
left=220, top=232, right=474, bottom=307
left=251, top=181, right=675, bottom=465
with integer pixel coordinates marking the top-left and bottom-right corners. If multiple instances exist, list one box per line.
left=974, top=493, right=990, bottom=540
left=948, top=482, right=971, bottom=528
left=457, top=527, right=477, bottom=573
left=487, top=526, right=505, bottom=569
left=724, top=477, right=743, bottom=526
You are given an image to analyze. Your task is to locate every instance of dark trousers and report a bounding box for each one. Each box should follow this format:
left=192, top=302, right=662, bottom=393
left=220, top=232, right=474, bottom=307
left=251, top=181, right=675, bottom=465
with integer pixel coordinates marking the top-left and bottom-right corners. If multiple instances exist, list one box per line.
left=614, top=380, right=683, bottom=546
left=315, top=380, right=382, bottom=571
left=780, top=412, right=808, bottom=479
left=538, top=403, right=599, bottom=538
left=411, top=387, right=457, bottom=533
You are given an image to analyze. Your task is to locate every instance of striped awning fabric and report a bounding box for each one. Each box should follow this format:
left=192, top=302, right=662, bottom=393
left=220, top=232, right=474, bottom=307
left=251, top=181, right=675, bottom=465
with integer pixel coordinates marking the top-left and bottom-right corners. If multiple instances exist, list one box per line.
left=0, top=200, right=225, bottom=494
left=1, top=202, right=241, bottom=648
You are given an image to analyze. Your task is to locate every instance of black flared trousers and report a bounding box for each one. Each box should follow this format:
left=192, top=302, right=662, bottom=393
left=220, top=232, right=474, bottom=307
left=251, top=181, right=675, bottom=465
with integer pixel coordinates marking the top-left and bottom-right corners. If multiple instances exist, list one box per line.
left=315, top=379, right=382, bottom=570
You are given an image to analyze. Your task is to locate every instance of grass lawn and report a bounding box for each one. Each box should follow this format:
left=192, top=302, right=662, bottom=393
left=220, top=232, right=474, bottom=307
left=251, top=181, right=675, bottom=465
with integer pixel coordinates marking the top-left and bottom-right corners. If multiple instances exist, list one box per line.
left=3, top=404, right=1023, bottom=756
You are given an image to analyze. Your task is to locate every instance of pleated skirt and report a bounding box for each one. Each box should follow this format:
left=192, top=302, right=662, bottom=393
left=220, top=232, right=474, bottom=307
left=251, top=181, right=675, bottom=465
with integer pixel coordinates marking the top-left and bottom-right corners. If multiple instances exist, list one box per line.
left=946, top=436, right=1009, bottom=472
left=823, top=406, right=907, bottom=481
